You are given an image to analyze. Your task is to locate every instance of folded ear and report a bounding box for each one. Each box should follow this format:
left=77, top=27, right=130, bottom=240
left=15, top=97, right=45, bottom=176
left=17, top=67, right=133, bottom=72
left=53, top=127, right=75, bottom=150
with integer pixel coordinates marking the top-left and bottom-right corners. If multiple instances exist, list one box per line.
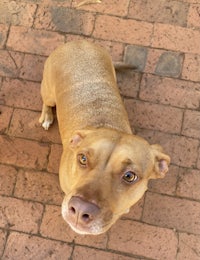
left=151, top=144, right=171, bottom=179
left=69, top=130, right=94, bottom=149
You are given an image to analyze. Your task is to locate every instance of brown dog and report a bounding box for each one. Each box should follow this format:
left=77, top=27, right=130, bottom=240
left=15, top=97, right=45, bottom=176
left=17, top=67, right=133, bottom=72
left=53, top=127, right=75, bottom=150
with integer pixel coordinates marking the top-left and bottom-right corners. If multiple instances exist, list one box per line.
left=39, top=40, right=170, bottom=235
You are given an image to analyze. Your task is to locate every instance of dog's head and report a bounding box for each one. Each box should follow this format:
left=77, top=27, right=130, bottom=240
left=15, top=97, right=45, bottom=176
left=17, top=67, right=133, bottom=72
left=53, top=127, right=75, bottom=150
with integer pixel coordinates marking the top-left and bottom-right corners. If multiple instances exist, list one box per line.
left=60, top=128, right=170, bottom=235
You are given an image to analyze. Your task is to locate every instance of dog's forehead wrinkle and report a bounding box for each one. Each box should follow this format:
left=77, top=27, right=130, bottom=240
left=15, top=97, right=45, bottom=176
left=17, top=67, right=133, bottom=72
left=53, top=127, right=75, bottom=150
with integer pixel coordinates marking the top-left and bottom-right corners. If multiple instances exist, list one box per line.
left=82, top=133, right=120, bottom=161
left=108, top=138, right=153, bottom=175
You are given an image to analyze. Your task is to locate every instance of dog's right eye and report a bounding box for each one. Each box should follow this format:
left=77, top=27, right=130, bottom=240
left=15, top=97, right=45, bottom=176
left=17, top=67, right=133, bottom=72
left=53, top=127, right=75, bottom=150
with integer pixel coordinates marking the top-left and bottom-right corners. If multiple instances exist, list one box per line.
left=78, top=154, right=87, bottom=167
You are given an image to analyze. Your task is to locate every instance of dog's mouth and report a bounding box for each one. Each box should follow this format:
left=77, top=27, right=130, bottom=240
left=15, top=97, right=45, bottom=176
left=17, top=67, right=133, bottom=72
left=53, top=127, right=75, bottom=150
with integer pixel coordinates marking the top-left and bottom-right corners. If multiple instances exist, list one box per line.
left=61, top=196, right=113, bottom=235
left=65, top=216, right=105, bottom=235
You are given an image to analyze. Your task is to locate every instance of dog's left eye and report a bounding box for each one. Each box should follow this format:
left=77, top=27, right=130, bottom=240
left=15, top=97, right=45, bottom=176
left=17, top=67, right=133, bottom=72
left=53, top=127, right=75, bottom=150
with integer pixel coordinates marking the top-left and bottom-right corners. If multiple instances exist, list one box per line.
left=78, top=154, right=87, bottom=167
left=122, top=171, right=138, bottom=183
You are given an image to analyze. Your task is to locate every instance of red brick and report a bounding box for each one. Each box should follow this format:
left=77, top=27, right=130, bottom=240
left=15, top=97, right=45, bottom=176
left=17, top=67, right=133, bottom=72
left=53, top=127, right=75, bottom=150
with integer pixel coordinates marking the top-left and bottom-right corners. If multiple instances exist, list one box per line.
left=0, top=1, right=37, bottom=26
left=20, top=54, right=46, bottom=82
left=75, top=230, right=107, bottom=249
left=93, top=39, right=124, bottom=62
left=117, top=71, right=141, bottom=98
left=0, top=105, right=13, bottom=134
left=2, top=232, right=72, bottom=259
left=0, top=229, right=6, bottom=258
left=47, top=144, right=62, bottom=173
left=167, top=135, right=199, bottom=168
left=148, top=165, right=179, bottom=196
left=108, top=219, right=178, bottom=259
left=143, top=192, right=200, bottom=234
left=128, top=0, right=189, bottom=26
left=197, top=148, right=200, bottom=170
left=0, top=195, right=43, bottom=233
left=7, top=26, right=65, bottom=56
left=138, top=129, right=199, bottom=168
left=0, top=165, right=17, bottom=196
left=8, top=109, right=61, bottom=144
left=93, top=15, right=153, bottom=46
left=182, top=110, right=200, bottom=138
left=177, top=233, right=200, bottom=260
left=0, top=50, right=24, bottom=77
left=38, top=0, right=71, bottom=6
left=40, top=205, right=108, bottom=248
left=1, top=78, right=42, bottom=110
left=0, top=135, right=49, bottom=170
left=182, top=0, right=200, bottom=2
left=124, top=99, right=183, bottom=134
left=14, top=170, right=63, bottom=205
left=164, top=135, right=187, bottom=167
left=182, top=53, right=200, bottom=82
left=140, top=74, right=200, bottom=109
left=40, top=205, right=73, bottom=243
left=176, top=168, right=200, bottom=200
left=0, top=24, right=9, bottom=48
left=73, top=246, right=136, bottom=260
left=188, top=4, right=200, bottom=29
left=152, top=23, right=200, bottom=54
left=72, top=0, right=129, bottom=16
left=34, top=6, right=95, bottom=36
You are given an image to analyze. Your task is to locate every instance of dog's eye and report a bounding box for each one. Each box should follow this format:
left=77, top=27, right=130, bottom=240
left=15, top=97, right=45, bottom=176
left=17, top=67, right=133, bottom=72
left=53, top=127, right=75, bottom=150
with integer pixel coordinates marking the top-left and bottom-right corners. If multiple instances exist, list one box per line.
left=122, top=171, right=138, bottom=183
left=78, top=154, right=87, bottom=167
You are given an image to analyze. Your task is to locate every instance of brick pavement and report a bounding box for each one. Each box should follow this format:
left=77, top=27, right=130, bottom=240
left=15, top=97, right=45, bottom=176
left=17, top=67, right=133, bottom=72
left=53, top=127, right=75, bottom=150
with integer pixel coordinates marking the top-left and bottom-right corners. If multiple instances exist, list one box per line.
left=0, top=0, right=200, bottom=259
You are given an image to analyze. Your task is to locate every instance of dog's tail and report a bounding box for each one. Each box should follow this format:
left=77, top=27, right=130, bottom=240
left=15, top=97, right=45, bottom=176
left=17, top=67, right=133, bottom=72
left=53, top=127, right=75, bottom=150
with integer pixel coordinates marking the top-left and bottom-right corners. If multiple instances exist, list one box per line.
left=114, top=62, right=137, bottom=71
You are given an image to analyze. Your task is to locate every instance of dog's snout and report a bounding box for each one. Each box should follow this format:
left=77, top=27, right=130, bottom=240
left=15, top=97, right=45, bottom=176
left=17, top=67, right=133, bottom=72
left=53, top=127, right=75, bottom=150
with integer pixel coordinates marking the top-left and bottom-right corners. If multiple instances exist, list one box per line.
left=68, top=196, right=100, bottom=224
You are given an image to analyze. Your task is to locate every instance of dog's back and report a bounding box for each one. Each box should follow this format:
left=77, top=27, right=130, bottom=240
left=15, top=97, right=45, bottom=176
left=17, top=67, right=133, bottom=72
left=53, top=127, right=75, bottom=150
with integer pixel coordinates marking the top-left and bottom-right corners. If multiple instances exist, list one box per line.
left=41, top=41, right=132, bottom=139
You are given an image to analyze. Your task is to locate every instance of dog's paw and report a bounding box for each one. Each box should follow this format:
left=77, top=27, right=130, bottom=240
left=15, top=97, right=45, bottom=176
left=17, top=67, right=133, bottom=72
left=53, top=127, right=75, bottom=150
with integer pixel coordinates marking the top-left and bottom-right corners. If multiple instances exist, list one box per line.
left=41, top=118, right=53, bottom=130
left=39, top=115, right=44, bottom=124
left=39, top=114, right=53, bottom=130
left=39, top=105, right=54, bottom=130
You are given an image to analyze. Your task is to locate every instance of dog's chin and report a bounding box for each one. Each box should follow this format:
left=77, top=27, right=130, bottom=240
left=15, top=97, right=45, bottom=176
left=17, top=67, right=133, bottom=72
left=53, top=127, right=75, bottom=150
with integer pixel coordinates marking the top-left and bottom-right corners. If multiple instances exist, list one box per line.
left=67, top=220, right=108, bottom=235
left=62, top=211, right=110, bottom=235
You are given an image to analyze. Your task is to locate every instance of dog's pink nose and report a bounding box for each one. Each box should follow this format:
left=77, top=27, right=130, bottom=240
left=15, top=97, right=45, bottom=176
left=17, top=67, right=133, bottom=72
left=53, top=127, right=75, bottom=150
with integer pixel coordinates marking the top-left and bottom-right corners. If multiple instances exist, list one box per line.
left=68, top=196, right=100, bottom=224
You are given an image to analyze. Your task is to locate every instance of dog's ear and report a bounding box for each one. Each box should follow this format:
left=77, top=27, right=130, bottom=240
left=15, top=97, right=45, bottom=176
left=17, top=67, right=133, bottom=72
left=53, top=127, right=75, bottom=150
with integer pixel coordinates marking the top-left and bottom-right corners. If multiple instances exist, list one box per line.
left=69, top=130, right=93, bottom=148
left=151, top=144, right=170, bottom=179
left=70, top=133, right=83, bottom=148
